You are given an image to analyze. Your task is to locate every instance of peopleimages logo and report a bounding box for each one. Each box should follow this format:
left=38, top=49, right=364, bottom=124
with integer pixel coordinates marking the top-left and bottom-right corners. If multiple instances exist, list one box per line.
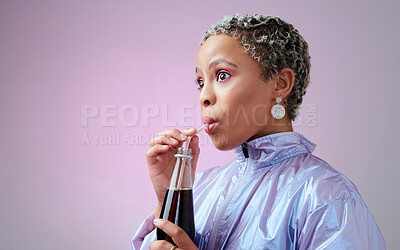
left=80, top=104, right=317, bottom=146
left=81, top=104, right=198, bottom=127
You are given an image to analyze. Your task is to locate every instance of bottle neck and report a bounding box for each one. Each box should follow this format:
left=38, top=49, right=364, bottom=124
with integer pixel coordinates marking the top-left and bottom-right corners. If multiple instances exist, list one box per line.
left=169, top=147, right=193, bottom=189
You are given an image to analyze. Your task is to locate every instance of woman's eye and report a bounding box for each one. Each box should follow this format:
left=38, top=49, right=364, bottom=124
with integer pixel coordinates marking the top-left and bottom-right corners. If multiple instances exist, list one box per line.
left=217, top=71, right=230, bottom=82
left=195, top=79, right=204, bottom=89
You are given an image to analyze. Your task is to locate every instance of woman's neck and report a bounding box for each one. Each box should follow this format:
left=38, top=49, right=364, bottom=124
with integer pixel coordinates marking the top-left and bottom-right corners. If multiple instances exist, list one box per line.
left=248, top=118, right=293, bottom=142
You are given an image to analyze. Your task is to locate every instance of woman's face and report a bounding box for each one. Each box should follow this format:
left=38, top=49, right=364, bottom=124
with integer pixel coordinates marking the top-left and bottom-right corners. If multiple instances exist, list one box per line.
left=195, top=34, right=277, bottom=150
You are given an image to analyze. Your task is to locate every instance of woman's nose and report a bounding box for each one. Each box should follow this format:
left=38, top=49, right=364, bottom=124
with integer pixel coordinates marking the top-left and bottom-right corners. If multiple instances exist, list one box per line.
left=199, top=83, right=215, bottom=107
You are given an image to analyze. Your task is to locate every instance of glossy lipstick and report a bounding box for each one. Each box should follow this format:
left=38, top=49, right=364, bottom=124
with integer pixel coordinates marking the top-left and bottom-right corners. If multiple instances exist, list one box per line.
left=202, top=116, right=219, bottom=134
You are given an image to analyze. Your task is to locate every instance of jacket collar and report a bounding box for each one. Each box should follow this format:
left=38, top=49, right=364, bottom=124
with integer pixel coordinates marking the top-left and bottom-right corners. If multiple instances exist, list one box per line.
left=233, top=131, right=316, bottom=168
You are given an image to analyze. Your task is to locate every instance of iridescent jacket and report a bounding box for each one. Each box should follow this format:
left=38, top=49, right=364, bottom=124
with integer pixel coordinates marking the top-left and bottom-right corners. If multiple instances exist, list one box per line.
left=131, top=132, right=385, bottom=249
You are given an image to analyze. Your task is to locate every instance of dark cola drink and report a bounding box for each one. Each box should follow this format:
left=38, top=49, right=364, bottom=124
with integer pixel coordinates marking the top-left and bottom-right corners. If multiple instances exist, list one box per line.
left=156, top=188, right=195, bottom=244
left=156, top=147, right=195, bottom=244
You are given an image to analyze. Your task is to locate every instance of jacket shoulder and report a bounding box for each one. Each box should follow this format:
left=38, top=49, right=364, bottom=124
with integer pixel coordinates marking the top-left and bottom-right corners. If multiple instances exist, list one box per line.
left=296, top=153, right=363, bottom=209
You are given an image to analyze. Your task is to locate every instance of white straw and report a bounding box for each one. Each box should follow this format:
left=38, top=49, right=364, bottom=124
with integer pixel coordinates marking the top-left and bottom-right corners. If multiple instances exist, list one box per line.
left=184, top=124, right=208, bottom=151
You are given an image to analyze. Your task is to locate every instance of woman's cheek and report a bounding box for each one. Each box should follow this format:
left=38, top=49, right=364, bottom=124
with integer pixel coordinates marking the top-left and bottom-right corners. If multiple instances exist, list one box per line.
left=249, top=104, right=269, bottom=126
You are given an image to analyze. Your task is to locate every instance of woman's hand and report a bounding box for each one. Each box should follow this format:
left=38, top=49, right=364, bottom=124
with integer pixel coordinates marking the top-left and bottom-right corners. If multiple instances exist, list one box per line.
left=146, top=128, right=200, bottom=218
left=149, top=219, right=198, bottom=250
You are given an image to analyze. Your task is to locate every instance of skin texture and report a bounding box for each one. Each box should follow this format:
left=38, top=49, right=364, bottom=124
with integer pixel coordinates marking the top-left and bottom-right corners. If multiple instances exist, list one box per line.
left=147, top=34, right=295, bottom=249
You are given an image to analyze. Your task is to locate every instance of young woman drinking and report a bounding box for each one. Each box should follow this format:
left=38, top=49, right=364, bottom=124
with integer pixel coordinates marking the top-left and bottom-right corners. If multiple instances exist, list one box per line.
left=131, top=14, right=385, bottom=250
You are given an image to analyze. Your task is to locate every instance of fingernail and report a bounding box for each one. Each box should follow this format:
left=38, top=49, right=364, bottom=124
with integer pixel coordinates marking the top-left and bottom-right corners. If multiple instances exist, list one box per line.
left=170, top=138, right=178, bottom=144
left=153, top=218, right=162, bottom=224
left=179, top=134, right=187, bottom=139
left=162, top=145, right=169, bottom=149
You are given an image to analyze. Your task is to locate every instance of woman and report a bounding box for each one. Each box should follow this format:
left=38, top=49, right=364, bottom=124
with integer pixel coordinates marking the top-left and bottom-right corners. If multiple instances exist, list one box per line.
left=131, top=14, right=385, bottom=249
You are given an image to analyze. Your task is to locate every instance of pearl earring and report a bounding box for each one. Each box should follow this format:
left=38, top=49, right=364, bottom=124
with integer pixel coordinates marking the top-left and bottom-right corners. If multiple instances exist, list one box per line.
left=271, top=97, right=285, bottom=119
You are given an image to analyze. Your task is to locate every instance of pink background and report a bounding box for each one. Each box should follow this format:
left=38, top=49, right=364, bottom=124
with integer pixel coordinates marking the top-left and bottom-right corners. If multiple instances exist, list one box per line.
left=1, top=0, right=399, bottom=249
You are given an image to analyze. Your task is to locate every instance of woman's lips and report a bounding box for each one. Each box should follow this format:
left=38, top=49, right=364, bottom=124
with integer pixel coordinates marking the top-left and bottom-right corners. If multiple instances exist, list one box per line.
left=204, top=122, right=218, bottom=133
left=202, top=116, right=219, bottom=134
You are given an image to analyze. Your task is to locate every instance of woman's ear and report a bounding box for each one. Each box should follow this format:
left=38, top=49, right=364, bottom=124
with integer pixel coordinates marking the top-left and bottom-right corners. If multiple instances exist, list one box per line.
left=273, top=68, right=295, bottom=98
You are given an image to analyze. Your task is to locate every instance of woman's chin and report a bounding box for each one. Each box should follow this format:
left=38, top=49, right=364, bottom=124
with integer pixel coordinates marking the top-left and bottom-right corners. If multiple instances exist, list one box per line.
left=213, top=144, right=231, bottom=151
left=210, top=134, right=236, bottom=151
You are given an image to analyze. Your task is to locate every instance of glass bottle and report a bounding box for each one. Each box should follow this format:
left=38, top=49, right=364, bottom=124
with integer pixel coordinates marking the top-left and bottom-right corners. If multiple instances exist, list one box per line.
left=156, top=147, right=195, bottom=244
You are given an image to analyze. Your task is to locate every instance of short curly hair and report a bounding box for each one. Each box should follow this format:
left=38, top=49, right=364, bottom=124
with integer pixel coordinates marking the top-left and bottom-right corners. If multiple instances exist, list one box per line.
left=199, top=14, right=311, bottom=120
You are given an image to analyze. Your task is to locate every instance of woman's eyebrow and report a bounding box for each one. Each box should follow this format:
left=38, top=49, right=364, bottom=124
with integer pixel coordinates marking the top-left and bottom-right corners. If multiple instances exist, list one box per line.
left=195, top=58, right=238, bottom=74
